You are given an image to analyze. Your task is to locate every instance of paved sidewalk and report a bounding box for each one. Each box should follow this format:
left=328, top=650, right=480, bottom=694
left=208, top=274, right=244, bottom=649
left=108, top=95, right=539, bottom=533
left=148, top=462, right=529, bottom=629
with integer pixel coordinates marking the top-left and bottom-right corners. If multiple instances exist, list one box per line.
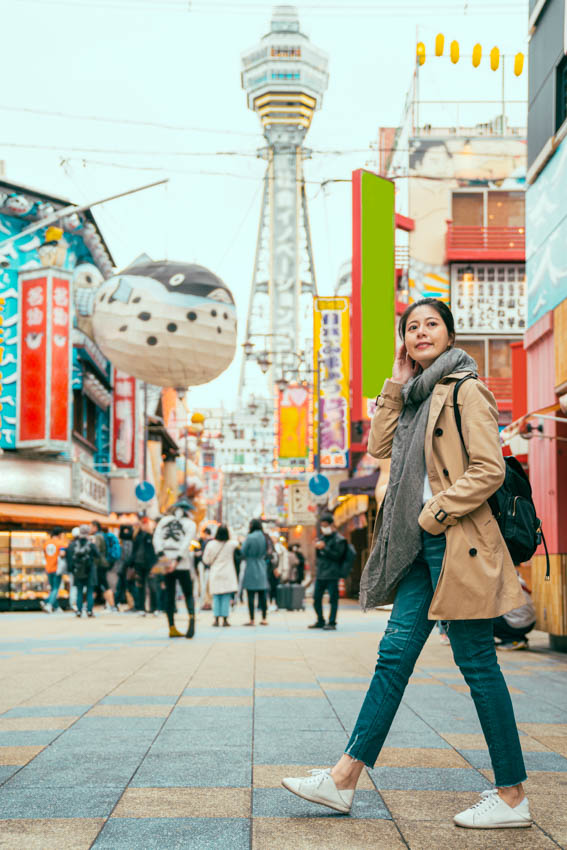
left=0, top=601, right=566, bottom=849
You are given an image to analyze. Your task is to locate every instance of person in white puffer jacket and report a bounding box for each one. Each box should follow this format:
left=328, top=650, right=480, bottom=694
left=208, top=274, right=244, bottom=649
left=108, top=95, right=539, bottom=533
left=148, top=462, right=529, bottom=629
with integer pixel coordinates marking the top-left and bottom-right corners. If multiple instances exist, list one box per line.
left=153, top=500, right=197, bottom=639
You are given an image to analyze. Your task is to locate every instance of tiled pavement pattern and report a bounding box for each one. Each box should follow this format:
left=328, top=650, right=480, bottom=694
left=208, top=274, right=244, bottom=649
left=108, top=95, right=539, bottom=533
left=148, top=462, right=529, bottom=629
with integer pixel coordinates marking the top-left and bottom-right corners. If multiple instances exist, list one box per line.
left=1, top=601, right=566, bottom=849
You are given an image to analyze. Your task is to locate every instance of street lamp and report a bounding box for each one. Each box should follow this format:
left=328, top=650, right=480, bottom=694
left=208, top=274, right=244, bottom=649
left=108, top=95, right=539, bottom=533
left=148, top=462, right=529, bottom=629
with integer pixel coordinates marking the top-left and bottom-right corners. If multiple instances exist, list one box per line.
left=257, top=355, right=272, bottom=374
left=242, top=340, right=255, bottom=357
left=276, top=376, right=288, bottom=393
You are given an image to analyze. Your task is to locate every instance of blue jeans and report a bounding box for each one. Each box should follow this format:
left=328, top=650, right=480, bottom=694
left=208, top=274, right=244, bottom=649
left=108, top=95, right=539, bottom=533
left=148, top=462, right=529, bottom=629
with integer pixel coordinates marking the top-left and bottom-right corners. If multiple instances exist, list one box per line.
left=345, top=531, right=527, bottom=788
left=46, top=573, right=62, bottom=610
left=75, top=582, right=94, bottom=614
left=213, top=593, right=232, bottom=618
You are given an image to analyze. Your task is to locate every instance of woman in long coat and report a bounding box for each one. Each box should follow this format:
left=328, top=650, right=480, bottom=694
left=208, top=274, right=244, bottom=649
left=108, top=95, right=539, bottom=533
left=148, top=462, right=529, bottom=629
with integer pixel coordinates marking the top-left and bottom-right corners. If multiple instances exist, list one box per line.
left=241, top=518, right=269, bottom=626
left=202, top=525, right=239, bottom=627
left=282, top=298, right=530, bottom=830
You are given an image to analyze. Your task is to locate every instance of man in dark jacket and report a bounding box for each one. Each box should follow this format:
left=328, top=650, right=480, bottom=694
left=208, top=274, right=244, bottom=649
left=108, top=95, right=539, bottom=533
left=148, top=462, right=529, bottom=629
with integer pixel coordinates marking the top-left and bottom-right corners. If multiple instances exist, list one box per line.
left=309, top=513, right=347, bottom=631
left=130, top=517, right=158, bottom=615
left=68, top=525, right=101, bottom=618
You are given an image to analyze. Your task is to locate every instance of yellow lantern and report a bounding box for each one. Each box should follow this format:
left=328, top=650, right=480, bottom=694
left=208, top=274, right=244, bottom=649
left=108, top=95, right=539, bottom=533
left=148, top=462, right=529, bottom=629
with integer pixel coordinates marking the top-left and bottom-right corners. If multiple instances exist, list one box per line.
left=191, top=412, right=205, bottom=424
left=416, top=42, right=426, bottom=66
left=490, top=46, right=500, bottom=71
left=450, top=40, right=460, bottom=64
left=435, top=33, right=444, bottom=57
left=472, top=43, right=482, bottom=68
left=514, top=52, right=524, bottom=76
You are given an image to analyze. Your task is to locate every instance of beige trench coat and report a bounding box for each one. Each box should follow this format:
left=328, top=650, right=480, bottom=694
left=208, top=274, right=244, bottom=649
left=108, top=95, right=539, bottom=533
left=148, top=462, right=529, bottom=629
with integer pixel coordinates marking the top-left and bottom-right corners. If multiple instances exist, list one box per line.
left=368, top=372, right=525, bottom=620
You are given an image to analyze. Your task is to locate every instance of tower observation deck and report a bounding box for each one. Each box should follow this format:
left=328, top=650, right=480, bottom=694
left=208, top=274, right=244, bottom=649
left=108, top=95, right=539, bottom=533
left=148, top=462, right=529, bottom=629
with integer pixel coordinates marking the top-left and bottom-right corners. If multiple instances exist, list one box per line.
left=239, top=5, right=329, bottom=395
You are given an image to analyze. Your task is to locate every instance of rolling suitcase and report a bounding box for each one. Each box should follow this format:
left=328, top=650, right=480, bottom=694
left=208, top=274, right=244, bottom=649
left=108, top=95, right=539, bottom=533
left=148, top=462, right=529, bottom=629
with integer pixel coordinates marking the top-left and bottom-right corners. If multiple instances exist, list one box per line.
left=277, top=583, right=305, bottom=610
left=276, top=584, right=291, bottom=610
left=288, top=583, right=305, bottom=610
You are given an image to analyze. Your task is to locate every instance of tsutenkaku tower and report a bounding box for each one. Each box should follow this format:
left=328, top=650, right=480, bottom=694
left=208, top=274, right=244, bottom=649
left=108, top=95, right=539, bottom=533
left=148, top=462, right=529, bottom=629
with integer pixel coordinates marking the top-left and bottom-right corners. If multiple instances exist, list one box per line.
left=239, top=5, right=329, bottom=394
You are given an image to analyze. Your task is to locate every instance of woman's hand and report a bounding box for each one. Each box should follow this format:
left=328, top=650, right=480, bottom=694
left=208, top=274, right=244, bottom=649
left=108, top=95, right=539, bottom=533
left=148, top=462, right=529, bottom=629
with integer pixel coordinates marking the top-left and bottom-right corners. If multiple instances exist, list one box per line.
left=392, top=344, right=421, bottom=385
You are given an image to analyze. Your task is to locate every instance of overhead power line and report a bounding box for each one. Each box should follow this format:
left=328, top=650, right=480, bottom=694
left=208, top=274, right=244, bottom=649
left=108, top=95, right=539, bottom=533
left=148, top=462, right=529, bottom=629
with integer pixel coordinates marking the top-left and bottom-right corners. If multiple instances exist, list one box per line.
left=5, top=0, right=529, bottom=14
left=0, top=103, right=259, bottom=138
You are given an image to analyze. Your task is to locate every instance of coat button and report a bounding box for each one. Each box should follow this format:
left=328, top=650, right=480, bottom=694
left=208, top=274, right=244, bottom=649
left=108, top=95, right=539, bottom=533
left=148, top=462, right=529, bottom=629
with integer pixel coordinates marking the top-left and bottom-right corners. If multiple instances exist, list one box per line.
left=435, top=427, right=443, bottom=436
left=443, top=468, right=449, bottom=477
left=469, top=548, right=477, bottom=557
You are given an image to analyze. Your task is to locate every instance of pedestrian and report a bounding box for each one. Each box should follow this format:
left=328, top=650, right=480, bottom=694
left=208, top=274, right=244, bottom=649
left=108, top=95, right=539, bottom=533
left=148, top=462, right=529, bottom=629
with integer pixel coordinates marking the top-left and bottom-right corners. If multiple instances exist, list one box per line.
left=290, top=543, right=305, bottom=584
left=241, top=518, right=269, bottom=626
left=102, top=526, right=122, bottom=611
left=493, top=573, right=536, bottom=651
left=153, top=500, right=196, bottom=638
left=265, top=531, right=280, bottom=610
left=41, top=529, right=65, bottom=613
left=196, top=526, right=214, bottom=610
left=66, top=527, right=81, bottom=612
left=202, top=525, right=238, bottom=627
left=308, top=513, right=347, bottom=631
left=131, top=516, right=158, bottom=615
left=69, top=525, right=100, bottom=618
left=283, top=298, right=531, bottom=830
left=90, top=521, right=117, bottom=613
left=114, top=525, right=134, bottom=608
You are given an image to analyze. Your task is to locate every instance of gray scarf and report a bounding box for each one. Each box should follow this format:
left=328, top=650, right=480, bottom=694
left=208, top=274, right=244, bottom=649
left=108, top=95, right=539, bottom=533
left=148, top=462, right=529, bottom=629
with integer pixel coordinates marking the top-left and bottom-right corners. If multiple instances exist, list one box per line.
left=359, top=347, right=477, bottom=611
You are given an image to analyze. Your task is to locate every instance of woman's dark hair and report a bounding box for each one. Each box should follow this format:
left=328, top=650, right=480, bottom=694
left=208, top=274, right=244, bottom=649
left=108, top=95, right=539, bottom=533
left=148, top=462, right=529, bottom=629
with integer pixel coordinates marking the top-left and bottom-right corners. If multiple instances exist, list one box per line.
left=249, top=518, right=263, bottom=533
left=119, top=525, right=134, bottom=540
left=215, top=525, right=229, bottom=541
left=398, top=298, right=455, bottom=342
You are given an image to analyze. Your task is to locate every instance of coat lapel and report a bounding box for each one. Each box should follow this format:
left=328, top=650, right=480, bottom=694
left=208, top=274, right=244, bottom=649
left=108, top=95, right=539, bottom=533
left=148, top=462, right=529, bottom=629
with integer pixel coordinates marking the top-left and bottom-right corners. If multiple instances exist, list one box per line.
left=426, top=382, right=452, bottom=443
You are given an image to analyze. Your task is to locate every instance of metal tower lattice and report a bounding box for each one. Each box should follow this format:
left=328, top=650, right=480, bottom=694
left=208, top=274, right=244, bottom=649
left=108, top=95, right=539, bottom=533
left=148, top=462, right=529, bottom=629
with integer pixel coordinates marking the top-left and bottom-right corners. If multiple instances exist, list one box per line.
left=239, top=5, right=328, bottom=395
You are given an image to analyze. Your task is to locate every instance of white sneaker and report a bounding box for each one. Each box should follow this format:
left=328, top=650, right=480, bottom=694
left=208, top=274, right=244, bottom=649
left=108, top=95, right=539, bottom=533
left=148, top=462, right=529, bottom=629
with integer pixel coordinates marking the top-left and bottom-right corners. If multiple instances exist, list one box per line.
left=454, top=790, right=532, bottom=829
left=282, top=769, right=354, bottom=814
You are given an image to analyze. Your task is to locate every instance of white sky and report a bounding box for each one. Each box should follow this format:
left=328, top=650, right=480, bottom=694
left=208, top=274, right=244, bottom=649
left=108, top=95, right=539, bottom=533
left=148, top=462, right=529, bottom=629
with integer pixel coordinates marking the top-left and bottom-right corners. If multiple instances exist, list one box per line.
left=0, top=0, right=528, bottom=409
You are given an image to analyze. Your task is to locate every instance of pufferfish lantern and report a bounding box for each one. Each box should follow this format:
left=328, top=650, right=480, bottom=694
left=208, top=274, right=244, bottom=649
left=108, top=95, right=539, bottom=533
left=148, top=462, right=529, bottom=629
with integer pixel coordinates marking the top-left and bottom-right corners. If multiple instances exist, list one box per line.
left=86, top=260, right=237, bottom=388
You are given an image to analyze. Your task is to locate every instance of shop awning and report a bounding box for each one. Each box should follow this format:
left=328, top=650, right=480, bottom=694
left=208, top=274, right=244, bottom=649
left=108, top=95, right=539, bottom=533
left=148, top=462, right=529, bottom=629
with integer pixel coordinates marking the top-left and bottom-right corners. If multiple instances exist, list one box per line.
left=338, top=469, right=379, bottom=497
left=0, top=502, right=111, bottom=528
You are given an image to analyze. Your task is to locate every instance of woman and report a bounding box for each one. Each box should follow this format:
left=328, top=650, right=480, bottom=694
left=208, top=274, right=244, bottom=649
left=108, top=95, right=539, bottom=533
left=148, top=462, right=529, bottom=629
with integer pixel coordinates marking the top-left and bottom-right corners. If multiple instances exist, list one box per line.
left=115, top=525, right=134, bottom=609
left=241, top=518, right=269, bottom=626
left=283, top=298, right=530, bottom=830
left=202, top=525, right=238, bottom=627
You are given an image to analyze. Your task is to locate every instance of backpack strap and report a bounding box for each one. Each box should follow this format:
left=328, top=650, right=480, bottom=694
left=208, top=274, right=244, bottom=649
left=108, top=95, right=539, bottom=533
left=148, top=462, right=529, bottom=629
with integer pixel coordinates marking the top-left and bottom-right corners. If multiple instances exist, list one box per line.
left=452, top=373, right=478, bottom=446
left=540, top=527, right=551, bottom=582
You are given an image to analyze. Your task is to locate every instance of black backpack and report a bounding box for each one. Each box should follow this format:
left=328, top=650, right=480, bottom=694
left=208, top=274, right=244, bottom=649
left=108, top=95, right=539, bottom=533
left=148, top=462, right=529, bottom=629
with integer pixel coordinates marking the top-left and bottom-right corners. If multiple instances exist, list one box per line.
left=339, top=537, right=357, bottom=579
left=453, top=375, right=549, bottom=579
left=73, top=538, right=93, bottom=582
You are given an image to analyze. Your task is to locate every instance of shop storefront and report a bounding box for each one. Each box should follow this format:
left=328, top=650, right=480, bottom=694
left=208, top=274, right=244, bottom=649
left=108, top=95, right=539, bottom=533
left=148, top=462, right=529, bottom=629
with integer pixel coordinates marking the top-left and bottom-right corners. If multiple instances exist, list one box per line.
left=0, top=457, right=110, bottom=610
left=335, top=469, right=380, bottom=597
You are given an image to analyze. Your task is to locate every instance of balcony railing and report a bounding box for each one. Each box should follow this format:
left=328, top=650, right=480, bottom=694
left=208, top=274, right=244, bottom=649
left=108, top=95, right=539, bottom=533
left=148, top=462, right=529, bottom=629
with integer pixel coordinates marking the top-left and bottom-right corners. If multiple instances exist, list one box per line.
left=446, top=223, right=525, bottom=262
left=479, top=376, right=513, bottom=409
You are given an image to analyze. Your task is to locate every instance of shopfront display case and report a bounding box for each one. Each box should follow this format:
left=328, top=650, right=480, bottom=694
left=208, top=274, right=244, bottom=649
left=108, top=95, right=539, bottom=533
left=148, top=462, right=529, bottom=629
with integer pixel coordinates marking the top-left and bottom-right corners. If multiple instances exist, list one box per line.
left=0, top=530, right=70, bottom=610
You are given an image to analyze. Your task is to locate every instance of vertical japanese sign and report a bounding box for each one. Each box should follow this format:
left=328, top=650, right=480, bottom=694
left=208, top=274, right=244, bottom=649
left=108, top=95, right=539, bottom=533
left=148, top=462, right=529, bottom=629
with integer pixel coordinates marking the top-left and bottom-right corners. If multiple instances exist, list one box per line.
left=111, top=369, right=138, bottom=476
left=352, top=170, right=395, bottom=422
left=18, top=275, right=48, bottom=445
left=0, top=273, right=18, bottom=449
left=17, top=270, right=72, bottom=449
left=277, top=383, right=311, bottom=472
left=50, top=277, right=72, bottom=443
left=313, top=296, right=350, bottom=469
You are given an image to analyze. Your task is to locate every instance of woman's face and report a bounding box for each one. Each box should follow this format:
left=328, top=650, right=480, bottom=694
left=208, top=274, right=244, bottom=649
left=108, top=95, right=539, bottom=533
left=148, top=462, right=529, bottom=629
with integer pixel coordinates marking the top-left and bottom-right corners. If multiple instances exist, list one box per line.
left=404, top=306, right=453, bottom=369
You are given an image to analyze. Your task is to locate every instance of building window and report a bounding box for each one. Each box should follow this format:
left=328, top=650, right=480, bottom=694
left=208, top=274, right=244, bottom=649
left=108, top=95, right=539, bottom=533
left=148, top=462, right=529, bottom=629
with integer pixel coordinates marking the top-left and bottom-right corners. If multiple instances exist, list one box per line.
left=85, top=398, right=97, bottom=446
left=452, top=190, right=524, bottom=228
left=557, top=55, right=567, bottom=131
left=73, top=390, right=83, bottom=436
left=487, top=192, right=524, bottom=228
left=452, top=193, right=483, bottom=226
